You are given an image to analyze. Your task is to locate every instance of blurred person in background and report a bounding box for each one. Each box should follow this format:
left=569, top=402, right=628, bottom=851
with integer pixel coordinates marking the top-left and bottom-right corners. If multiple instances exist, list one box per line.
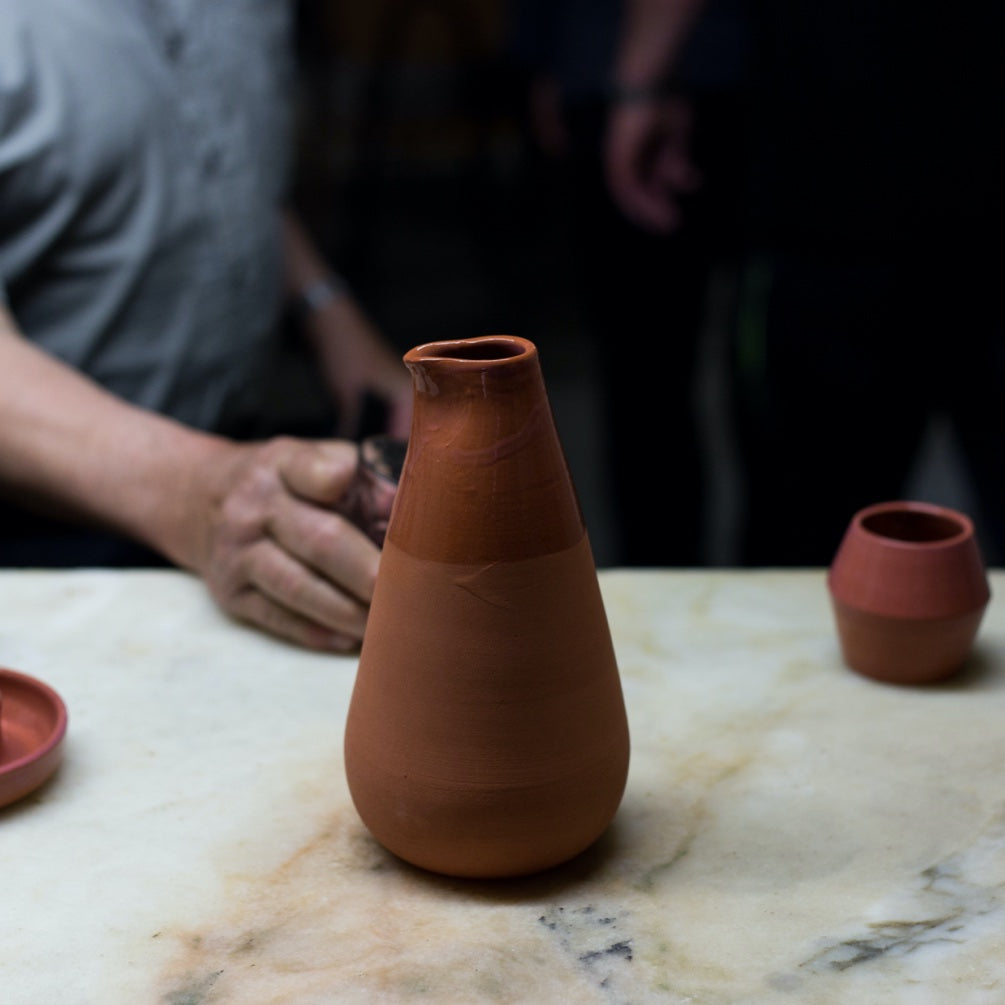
left=506, top=0, right=751, bottom=566
left=607, top=0, right=1005, bottom=565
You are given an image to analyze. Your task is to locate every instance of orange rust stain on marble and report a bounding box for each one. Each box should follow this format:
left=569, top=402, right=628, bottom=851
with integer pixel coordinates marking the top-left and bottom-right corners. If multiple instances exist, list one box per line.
left=153, top=806, right=618, bottom=1003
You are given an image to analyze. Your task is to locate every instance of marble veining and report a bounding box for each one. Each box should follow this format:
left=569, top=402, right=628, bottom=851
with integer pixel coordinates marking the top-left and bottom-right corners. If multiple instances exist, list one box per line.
left=2, top=569, right=1005, bottom=1004
left=797, top=806, right=1005, bottom=983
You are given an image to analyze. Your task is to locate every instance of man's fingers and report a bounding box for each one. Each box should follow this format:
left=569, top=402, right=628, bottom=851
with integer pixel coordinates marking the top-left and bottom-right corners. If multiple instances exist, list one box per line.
left=246, top=532, right=372, bottom=631
left=227, top=584, right=359, bottom=652
left=224, top=535, right=370, bottom=648
left=266, top=492, right=380, bottom=605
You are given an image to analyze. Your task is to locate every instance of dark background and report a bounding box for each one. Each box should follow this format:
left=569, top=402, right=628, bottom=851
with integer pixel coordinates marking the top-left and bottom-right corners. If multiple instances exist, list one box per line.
left=287, top=0, right=993, bottom=568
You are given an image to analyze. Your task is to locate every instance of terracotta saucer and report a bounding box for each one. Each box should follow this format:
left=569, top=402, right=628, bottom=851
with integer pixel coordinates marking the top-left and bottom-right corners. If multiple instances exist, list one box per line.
left=0, top=667, right=68, bottom=809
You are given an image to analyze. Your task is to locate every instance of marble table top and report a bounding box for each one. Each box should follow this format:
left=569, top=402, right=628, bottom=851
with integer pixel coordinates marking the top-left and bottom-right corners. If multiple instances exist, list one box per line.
left=2, top=567, right=1004, bottom=1004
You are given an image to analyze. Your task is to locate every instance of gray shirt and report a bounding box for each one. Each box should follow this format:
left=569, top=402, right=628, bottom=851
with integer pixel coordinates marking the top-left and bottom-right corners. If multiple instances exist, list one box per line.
left=0, top=0, right=295, bottom=431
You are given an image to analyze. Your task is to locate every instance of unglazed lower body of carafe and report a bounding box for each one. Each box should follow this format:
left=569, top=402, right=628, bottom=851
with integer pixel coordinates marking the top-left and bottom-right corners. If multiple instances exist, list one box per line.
left=344, top=535, right=630, bottom=879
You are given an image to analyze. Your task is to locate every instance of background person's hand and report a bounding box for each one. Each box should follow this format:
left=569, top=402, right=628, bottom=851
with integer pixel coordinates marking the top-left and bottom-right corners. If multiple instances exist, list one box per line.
left=195, top=437, right=390, bottom=651
left=604, top=94, right=701, bottom=233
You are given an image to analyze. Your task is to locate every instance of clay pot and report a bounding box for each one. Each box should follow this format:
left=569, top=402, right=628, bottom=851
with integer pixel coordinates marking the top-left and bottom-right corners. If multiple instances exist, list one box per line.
left=344, top=335, right=630, bottom=878
left=0, top=667, right=68, bottom=808
left=827, top=500, right=991, bottom=685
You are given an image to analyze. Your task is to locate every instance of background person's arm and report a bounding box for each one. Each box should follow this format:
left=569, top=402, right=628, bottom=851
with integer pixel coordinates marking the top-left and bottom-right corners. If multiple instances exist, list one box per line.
left=282, top=211, right=413, bottom=440
left=605, top=0, right=708, bottom=232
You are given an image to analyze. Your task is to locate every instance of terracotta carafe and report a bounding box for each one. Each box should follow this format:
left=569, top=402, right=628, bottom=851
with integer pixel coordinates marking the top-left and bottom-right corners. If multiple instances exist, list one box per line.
left=344, top=336, right=630, bottom=878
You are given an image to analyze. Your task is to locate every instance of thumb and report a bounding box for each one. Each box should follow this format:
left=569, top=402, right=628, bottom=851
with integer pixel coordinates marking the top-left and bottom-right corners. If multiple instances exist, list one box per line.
left=280, top=440, right=360, bottom=507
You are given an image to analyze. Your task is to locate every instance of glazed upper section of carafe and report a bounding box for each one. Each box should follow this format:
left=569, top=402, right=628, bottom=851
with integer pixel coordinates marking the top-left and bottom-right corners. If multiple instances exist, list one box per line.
left=389, top=335, right=585, bottom=563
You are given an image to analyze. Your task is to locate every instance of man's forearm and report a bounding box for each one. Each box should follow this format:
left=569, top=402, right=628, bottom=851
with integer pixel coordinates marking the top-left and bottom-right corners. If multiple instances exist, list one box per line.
left=0, top=307, right=231, bottom=569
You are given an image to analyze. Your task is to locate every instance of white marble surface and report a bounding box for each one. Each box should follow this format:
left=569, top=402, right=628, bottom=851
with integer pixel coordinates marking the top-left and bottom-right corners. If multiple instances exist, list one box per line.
left=2, top=567, right=1004, bottom=1004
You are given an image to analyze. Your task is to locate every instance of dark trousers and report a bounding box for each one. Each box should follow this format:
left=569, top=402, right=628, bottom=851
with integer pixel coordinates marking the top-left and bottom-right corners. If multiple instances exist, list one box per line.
left=731, top=242, right=1005, bottom=567
left=559, top=92, right=747, bottom=566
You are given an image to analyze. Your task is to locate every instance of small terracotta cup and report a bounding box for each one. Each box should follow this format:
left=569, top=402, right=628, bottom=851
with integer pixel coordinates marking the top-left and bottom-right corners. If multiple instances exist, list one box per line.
left=827, top=501, right=991, bottom=684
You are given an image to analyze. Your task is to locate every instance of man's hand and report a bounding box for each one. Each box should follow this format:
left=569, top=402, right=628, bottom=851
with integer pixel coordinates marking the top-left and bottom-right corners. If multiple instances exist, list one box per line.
left=196, top=438, right=390, bottom=652
left=1, top=306, right=399, bottom=653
